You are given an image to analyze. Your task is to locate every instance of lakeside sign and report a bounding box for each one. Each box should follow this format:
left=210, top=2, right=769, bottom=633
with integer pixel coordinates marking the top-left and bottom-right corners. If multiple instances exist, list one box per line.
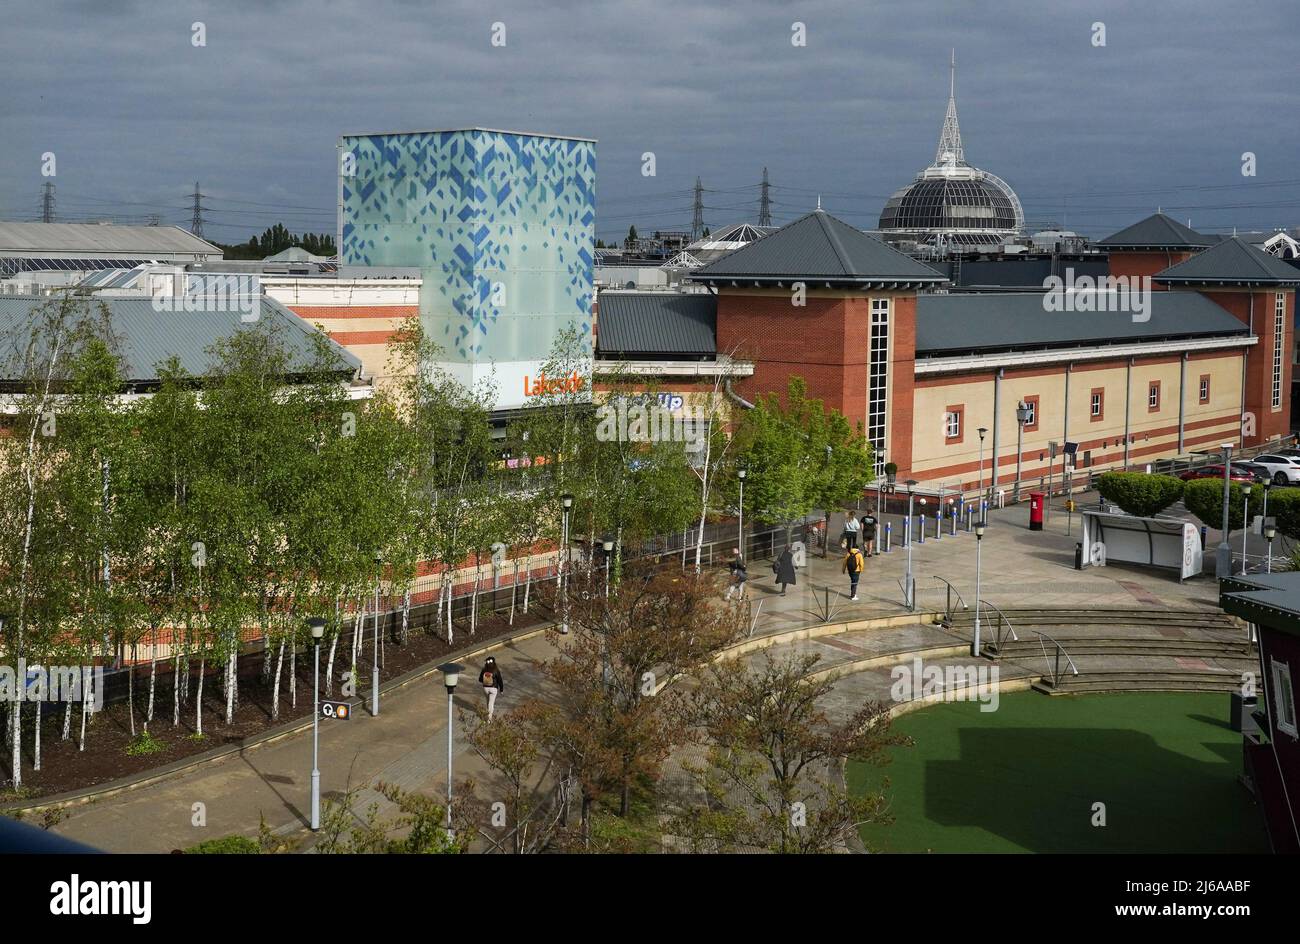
left=1080, top=510, right=1203, bottom=581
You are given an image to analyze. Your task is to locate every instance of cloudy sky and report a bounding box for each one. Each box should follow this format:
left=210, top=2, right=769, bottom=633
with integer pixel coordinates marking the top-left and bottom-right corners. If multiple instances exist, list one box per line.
left=3, top=0, right=1297, bottom=245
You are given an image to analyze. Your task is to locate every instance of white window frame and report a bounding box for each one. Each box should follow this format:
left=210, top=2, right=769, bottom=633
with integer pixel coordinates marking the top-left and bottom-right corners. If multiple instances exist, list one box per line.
left=1273, top=292, right=1286, bottom=409
left=1090, top=392, right=1102, bottom=417
left=1199, top=377, right=1209, bottom=401
left=1148, top=383, right=1159, bottom=409
left=868, top=298, right=890, bottom=476
left=945, top=410, right=960, bottom=439
left=1023, top=400, right=1036, bottom=427
left=1273, top=658, right=1297, bottom=739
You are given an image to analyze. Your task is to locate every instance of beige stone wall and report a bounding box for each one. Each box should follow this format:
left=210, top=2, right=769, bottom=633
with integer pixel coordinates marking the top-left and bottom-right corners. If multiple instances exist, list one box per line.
left=908, top=351, right=1246, bottom=493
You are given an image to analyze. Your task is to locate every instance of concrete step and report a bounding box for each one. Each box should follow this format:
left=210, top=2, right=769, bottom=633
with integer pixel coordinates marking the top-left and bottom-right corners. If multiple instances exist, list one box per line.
left=1034, top=675, right=1242, bottom=695
left=989, top=637, right=1251, bottom=658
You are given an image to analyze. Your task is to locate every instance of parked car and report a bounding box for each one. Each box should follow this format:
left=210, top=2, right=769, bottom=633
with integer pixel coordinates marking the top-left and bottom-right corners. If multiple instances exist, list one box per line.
left=1235, top=461, right=1273, bottom=484
left=1246, top=454, right=1300, bottom=486
left=1179, top=463, right=1258, bottom=483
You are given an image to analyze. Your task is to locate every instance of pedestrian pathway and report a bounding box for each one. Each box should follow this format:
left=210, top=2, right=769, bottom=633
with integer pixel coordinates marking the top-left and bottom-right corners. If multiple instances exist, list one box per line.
left=48, top=490, right=1234, bottom=852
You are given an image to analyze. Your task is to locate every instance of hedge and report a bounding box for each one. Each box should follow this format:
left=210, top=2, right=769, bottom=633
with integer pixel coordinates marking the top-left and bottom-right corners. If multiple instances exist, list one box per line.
left=1095, top=471, right=1184, bottom=518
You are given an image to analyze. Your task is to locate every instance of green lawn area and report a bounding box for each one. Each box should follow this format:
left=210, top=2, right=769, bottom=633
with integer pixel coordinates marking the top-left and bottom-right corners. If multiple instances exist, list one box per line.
left=848, top=691, right=1270, bottom=853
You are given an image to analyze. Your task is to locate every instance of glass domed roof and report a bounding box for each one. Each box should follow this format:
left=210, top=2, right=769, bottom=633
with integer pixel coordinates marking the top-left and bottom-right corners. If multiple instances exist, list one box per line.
left=877, top=54, right=1023, bottom=247
left=879, top=176, right=1018, bottom=233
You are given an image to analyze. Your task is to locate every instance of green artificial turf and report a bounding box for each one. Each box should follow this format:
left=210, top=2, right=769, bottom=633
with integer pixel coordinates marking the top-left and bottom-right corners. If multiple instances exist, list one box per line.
left=847, top=691, right=1270, bottom=853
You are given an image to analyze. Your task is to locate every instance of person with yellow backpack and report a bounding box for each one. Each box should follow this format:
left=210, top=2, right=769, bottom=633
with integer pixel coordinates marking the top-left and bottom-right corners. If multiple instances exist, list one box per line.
left=842, top=545, right=865, bottom=601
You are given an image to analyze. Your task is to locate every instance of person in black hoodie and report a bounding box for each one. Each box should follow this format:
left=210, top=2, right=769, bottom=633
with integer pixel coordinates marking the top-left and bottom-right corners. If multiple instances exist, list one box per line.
left=772, top=546, right=796, bottom=596
left=478, top=656, right=504, bottom=720
left=726, top=549, right=748, bottom=600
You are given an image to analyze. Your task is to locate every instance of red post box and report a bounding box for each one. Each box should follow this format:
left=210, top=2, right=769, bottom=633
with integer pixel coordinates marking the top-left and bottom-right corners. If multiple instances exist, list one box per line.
left=1029, top=491, right=1044, bottom=531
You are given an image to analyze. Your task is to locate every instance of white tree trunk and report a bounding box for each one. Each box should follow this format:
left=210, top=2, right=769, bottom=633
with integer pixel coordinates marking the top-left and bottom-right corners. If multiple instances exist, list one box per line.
left=62, top=699, right=72, bottom=741
left=172, top=656, right=180, bottom=727
left=271, top=638, right=285, bottom=722
left=146, top=656, right=157, bottom=731
left=224, top=649, right=235, bottom=725
left=325, top=631, right=338, bottom=697
left=33, top=701, right=41, bottom=772
left=195, top=658, right=205, bottom=736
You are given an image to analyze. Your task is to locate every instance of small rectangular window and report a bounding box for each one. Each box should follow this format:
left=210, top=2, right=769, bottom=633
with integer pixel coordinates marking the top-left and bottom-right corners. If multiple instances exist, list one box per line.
left=1199, top=375, right=1210, bottom=404
left=1273, top=659, right=1297, bottom=738
left=944, top=405, right=964, bottom=442
left=1090, top=390, right=1103, bottom=419
left=1148, top=381, right=1160, bottom=411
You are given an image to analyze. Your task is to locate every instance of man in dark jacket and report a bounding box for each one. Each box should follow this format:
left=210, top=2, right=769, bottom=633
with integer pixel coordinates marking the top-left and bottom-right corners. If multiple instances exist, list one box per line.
left=861, top=512, right=878, bottom=556
left=772, top=547, right=796, bottom=596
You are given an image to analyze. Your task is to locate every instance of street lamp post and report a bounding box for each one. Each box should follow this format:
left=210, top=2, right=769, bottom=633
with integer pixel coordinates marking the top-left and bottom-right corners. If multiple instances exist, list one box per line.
left=904, top=479, right=918, bottom=610
left=1216, top=443, right=1234, bottom=578
left=977, top=428, right=989, bottom=522
left=1014, top=402, right=1029, bottom=503
left=1240, top=484, right=1253, bottom=576
left=1266, top=524, right=1277, bottom=573
left=737, top=468, right=746, bottom=559
left=972, top=522, right=986, bottom=657
left=371, top=551, right=382, bottom=717
left=308, top=617, right=325, bottom=831
left=560, top=493, right=573, bottom=634
left=438, top=662, right=463, bottom=833
left=602, top=536, right=614, bottom=597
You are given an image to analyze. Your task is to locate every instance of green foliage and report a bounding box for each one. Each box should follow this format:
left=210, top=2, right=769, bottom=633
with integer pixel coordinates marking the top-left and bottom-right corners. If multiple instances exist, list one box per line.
left=1260, top=487, right=1300, bottom=539
left=124, top=730, right=166, bottom=756
left=1183, top=478, right=1246, bottom=534
left=732, top=377, right=874, bottom=532
left=183, top=835, right=260, bottom=854
left=1095, top=472, right=1184, bottom=517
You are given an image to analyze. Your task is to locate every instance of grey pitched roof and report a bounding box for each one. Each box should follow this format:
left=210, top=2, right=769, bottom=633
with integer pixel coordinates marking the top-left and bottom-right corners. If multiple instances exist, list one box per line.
left=915, top=291, right=1248, bottom=356
left=0, top=222, right=222, bottom=257
left=1154, top=237, right=1300, bottom=285
left=1220, top=572, right=1300, bottom=638
left=687, top=210, right=947, bottom=286
left=596, top=291, right=716, bottom=356
left=0, top=295, right=361, bottom=385
left=1096, top=213, right=1211, bottom=250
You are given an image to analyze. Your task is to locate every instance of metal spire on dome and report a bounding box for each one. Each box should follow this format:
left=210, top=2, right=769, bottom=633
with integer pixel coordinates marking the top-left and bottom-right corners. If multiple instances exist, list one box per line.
left=933, top=49, right=965, bottom=168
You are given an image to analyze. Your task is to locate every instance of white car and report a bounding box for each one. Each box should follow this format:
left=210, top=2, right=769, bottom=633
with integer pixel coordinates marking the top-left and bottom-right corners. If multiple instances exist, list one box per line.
left=1248, top=454, right=1300, bottom=485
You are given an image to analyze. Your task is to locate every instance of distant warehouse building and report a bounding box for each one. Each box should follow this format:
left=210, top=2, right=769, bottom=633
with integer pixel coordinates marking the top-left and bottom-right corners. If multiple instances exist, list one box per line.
left=0, top=222, right=223, bottom=288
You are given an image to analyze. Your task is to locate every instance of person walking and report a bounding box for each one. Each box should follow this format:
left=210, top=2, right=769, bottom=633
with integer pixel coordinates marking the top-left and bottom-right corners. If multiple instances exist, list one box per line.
left=725, top=549, right=748, bottom=600
left=861, top=511, right=878, bottom=556
left=772, top=546, right=796, bottom=596
left=479, top=656, right=504, bottom=721
left=842, top=512, right=861, bottom=550
left=842, top=545, right=865, bottom=601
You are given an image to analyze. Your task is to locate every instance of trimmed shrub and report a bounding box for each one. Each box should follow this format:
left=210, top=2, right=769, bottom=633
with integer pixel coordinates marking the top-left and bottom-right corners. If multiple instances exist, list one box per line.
left=1259, top=487, right=1300, bottom=539
left=1183, top=478, right=1247, bottom=534
left=1095, top=471, right=1184, bottom=518
left=184, top=835, right=259, bottom=854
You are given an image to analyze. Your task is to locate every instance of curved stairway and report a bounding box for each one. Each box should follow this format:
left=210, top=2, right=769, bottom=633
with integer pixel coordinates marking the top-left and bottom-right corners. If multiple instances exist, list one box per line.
left=943, top=606, right=1254, bottom=695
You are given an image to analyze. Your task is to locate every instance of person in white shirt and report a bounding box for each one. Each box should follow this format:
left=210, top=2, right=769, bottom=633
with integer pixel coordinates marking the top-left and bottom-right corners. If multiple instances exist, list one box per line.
left=842, top=513, right=861, bottom=550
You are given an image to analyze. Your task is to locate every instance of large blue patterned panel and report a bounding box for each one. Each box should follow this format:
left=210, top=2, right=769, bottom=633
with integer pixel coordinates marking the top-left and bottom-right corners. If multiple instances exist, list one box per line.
left=340, top=129, right=596, bottom=366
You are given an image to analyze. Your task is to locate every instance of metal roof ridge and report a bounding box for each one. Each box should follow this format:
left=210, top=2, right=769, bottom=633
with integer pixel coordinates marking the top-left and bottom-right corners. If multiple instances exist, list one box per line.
left=814, top=210, right=858, bottom=276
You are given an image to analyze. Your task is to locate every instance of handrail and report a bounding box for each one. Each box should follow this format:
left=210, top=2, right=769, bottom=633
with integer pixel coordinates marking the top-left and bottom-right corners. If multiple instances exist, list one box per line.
left=932, top=576, right=968, bottom=626
left=979, top=598, right=1018, bottom=654
left=1032, top=630, right=1080, bottom=688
